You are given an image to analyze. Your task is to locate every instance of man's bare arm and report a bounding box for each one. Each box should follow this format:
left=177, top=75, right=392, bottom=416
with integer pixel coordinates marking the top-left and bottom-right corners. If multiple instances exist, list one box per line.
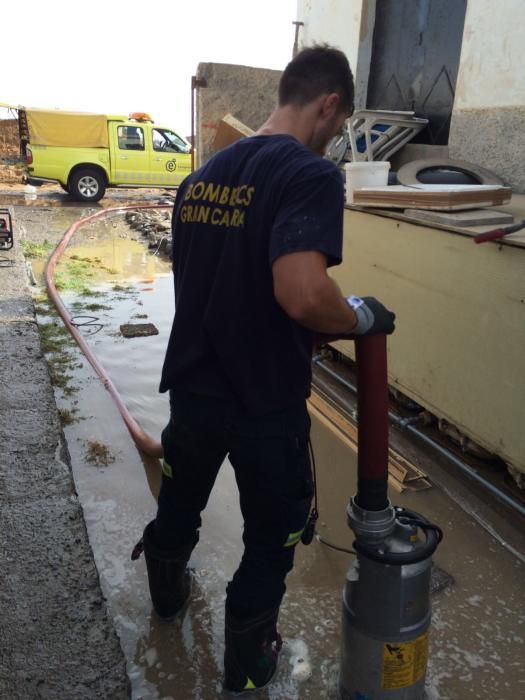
left=273, top=251, right=396, bottom=337
left=272, top=251, right=357, bottom=334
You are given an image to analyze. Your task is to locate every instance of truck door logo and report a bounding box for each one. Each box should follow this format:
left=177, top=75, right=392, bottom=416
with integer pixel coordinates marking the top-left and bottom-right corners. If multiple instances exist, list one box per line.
left=166, top=160, right=177, bottom=172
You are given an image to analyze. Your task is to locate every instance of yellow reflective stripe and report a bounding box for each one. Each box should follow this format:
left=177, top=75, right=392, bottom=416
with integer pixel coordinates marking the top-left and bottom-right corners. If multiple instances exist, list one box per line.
left=244, top=677, right=256, bottom=690
left=162, top=459, right=173, bottom=478
left=284, top=528, right=304, bottom=548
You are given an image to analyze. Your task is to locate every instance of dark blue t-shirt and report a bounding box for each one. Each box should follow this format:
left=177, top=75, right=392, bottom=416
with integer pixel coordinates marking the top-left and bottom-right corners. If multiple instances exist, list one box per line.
left=159, top=134, right=344, bottom=415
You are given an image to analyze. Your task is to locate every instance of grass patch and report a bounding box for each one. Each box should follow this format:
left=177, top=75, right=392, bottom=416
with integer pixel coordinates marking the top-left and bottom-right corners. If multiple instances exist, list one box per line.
left=38, top=320, right=80, bottom=395
left=48, top=366, right=76, bottom=393
left=21, top=239, right=54, bottom=258
left=33, top=290, right=52, bottom=305
left=38, top=321, right=73, bottom=354
left=132, top=313, right=148, bottom=319
left=34, top=304, right=53, bottom=316
left=86, top=441, right=115, bottom=467
left=78, top=287, right=105, bottom=298
left=70, top=301, right=112, bottom=313
left=69, top=254, right=118, bottom=275
left=112, top=283, right=133, bottom=293
left=55, top=259, right=94, bottom=292
left=32, top=290, right=57, bottom=319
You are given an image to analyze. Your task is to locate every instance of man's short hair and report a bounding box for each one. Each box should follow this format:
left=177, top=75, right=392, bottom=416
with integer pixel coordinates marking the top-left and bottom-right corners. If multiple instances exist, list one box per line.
left=279, top=45, right=354, bottom=115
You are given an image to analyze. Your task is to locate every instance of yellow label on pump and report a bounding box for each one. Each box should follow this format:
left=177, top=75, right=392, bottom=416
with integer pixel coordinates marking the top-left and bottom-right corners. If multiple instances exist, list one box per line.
left=381, top=630, right=429, bottom=689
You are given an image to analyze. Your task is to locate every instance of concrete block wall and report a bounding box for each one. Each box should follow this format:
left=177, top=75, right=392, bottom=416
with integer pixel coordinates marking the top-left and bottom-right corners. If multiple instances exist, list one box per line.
left=195, top=63, right=281, bottom=167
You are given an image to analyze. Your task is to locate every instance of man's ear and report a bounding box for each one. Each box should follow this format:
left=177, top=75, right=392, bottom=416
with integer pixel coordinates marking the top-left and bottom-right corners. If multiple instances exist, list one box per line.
left=321, top=93, right=340, bottom=118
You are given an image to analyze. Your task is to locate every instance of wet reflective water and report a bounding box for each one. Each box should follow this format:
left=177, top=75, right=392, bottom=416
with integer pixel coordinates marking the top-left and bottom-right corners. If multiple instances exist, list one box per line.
left=34, top=226, right=525, bottom=700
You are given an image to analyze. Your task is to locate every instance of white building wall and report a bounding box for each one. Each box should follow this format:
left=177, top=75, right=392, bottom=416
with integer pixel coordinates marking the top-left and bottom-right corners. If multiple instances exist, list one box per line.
left=449, top=0, right=525, bottom=191
left=297, top=0, right=525, bottom=191
left=454, top=0, right=525, bottom=109
left=296, top=0, right=376, bottom=109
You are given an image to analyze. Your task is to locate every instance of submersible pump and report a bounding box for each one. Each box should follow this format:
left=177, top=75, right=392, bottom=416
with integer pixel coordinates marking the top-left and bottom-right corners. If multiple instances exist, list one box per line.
left=338, top=334, right=442, bottom=700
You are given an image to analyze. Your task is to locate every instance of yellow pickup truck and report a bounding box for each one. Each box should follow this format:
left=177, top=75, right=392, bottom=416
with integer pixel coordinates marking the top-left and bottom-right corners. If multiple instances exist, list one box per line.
left=20, top=109, right=192, bottom=202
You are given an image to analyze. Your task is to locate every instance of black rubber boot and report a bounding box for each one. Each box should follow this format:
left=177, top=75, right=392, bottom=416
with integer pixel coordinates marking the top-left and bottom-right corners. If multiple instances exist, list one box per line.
left=223, top=604, right=282, bottom=694
left=142, top=520, right=193, bottom=621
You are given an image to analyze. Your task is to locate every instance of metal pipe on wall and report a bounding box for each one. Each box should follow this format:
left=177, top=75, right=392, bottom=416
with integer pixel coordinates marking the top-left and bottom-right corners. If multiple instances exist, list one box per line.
left=190, top=76, right=206, bottom=172
left=313, top=356, right=525, bottom=521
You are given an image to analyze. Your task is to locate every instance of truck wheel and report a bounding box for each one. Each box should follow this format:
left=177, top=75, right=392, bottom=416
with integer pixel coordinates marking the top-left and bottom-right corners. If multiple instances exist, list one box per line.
left=70, top=168, right=106, bottom=202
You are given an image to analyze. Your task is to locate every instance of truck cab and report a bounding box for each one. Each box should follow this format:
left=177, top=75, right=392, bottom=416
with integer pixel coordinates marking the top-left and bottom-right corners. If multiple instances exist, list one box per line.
left=108, top=117, right=192, bottom=191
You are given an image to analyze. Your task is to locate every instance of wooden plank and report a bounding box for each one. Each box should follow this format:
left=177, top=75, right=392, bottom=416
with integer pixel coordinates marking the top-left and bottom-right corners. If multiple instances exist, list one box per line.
left=308, top=392, right=431, bottom=493
left=403, top=208, right=514, bottom=227
left=352, top=185, right=512, bottom=211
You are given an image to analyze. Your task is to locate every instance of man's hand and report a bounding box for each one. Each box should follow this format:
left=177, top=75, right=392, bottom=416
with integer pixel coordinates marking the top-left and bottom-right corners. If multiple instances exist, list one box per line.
left=347, top=296, right=395, bottom=335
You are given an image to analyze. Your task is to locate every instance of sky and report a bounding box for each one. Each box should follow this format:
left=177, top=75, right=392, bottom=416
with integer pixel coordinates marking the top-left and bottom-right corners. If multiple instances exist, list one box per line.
left=1, top=0, right=298, bottom=136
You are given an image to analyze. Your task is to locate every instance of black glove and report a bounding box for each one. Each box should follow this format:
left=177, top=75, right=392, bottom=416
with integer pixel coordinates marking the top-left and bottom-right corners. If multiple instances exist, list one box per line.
left=347, top=295, right=396, bottom=335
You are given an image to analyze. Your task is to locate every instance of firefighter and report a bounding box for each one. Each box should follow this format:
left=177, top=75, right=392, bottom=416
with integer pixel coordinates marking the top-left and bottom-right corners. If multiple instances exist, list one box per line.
left=142, top=45, right=395, bottom=693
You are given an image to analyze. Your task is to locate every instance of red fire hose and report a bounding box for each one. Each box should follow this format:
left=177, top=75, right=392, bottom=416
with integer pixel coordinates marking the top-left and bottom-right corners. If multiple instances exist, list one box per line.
left=45, top=205, right=170, bottom=458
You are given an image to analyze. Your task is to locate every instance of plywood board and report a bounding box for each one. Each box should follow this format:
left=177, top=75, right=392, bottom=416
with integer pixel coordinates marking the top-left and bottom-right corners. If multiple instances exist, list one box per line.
left=403, top=208, right=514, bottom=227
left=213, top=113, right=254, bottom=151
left=352, top=185, right=512, bottom=210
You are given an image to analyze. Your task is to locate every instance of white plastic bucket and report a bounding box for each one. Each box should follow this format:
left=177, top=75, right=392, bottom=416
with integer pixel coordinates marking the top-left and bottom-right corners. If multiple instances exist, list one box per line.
left=344, top=161, right=391, bottom=204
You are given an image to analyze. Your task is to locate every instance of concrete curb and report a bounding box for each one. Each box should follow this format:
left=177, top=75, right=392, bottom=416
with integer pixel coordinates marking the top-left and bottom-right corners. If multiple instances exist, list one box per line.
left=0, top=209, right=130, bottom=699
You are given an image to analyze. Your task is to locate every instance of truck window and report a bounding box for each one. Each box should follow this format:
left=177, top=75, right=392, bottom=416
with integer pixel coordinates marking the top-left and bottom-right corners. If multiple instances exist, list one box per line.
left=118, top=126, right=145, bottom=151
left=152, top=128, right=190, bottom=154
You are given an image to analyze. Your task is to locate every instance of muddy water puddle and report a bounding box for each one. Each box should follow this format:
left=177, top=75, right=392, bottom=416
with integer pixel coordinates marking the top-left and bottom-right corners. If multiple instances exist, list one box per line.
left=33, top=232, right=525, bottom=700
left=34, top=234, right=341, bottom=699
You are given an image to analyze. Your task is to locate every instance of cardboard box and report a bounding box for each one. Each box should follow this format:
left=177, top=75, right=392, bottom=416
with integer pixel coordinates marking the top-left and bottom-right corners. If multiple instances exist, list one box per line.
left=213, top=113, right=254, bottom=151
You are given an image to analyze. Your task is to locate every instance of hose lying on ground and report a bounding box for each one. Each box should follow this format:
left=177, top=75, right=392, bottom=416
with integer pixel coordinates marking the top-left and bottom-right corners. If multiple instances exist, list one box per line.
left=44, top=204, right=170, bottom=458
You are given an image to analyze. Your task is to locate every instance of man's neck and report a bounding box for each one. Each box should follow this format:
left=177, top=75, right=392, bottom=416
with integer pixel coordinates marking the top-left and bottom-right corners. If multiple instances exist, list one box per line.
left=256, top=105, right=316, bottom=148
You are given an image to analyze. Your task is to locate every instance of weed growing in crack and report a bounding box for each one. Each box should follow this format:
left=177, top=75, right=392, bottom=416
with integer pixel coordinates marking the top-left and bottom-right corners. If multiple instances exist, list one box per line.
left=86, top=441, right=115, bottom=467
left=21, top=240, right=54, bottom=258
left=58, top=408, right=81, bottom=425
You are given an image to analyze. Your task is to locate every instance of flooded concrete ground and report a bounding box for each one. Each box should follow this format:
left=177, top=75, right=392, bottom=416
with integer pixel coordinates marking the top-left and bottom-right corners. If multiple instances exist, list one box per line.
left=3, top=190, right=525, bottom=699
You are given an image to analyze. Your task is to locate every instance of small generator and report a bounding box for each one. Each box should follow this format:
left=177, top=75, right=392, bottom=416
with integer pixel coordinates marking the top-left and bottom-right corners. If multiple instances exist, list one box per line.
left=0, top=209, right=13, bottom=250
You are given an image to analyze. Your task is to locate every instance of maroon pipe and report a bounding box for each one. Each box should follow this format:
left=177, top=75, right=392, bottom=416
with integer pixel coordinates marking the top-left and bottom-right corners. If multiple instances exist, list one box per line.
left=474, top=219, right=525, bottom=244
left=355, top=334, right=390, bottom=511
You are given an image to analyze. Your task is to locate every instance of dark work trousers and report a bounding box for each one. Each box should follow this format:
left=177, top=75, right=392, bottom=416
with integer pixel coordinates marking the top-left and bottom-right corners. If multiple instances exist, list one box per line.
left=155, top=389, right=314, bottom=618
